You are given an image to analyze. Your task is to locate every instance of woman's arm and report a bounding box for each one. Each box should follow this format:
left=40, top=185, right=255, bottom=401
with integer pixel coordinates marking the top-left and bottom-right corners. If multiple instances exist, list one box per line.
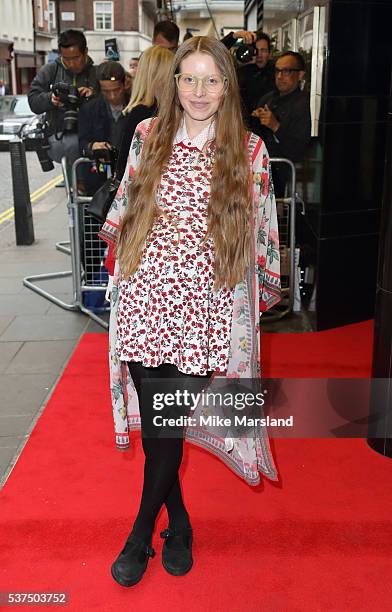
left=252, top=135, right=282, bottom=312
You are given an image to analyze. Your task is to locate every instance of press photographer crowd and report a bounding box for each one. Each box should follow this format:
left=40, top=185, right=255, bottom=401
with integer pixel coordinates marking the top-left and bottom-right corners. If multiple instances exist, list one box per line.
left=26, top=22, right=310, bottom=198
left=23, top=20, right=310, bottom=307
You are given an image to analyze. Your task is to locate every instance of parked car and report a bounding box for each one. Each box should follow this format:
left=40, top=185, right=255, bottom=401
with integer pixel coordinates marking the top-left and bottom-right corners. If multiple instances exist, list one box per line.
left=0, top=95, right=42, bottom=150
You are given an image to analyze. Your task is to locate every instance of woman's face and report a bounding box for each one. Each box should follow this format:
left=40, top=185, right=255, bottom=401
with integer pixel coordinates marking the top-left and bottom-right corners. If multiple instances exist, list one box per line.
left=177, top=52, right=225, bottom=128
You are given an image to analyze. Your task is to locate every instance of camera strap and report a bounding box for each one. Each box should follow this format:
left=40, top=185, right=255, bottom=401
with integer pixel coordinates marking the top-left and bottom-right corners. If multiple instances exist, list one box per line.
left=48, top=61, right=60, bottom=92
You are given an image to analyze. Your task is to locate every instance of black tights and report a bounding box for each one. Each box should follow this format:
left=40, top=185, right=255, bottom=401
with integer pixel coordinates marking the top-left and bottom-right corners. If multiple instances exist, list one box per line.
left=127, top=362, right=211, bottom=544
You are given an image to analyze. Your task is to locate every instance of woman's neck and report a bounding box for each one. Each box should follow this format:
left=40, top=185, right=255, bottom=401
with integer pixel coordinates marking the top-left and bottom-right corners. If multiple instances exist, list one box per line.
left=184, top=114, right=213, bottom=140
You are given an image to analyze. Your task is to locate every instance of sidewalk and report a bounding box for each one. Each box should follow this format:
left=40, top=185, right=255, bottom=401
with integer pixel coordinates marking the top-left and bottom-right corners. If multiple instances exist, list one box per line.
left=0, top=185, right=106, bottom=488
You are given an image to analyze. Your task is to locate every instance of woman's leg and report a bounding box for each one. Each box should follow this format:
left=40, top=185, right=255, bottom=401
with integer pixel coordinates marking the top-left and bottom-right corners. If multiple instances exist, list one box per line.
left=128, top=362, right=211, bottom=544
left=164, top=474, right=190, bottom=530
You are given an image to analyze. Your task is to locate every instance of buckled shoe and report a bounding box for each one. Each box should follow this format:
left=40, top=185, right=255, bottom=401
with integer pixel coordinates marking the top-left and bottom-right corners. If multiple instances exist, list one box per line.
left=111, top=533, right=155, bottom=587
left=160, top=526, right=193, bottom=576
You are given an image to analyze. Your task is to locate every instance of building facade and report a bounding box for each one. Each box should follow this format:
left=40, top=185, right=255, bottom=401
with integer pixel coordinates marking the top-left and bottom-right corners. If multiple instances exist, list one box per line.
left=33, top=0, right=57, bottom=70
left=57, top=0, right=156, bottom=67
left=0, top=0, right=35, bottom=94
left=173, top=0, right=244, bottom=43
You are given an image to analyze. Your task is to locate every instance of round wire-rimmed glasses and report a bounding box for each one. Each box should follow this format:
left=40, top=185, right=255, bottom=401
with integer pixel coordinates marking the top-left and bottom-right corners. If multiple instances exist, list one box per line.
left=174, top=73, right=227, bottom=94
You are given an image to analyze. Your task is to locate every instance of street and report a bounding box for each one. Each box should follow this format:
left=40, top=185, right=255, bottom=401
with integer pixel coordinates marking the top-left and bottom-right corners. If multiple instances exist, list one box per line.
left=0, top=150, right=62, bottom=231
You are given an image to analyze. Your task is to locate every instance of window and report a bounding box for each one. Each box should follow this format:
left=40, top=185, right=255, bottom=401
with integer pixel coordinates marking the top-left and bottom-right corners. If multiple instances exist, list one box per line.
left=94, top=1, right=113, bottom=31
left=37, top=0, right=44, bottom=28
left=140, top=11, right=154, bottom=38
left=14, top=97, right=33, bottom=115
left=48, top=1, right=56, bottom=31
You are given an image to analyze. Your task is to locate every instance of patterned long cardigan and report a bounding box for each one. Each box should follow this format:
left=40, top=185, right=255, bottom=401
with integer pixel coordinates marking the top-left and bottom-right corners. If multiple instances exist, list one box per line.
left=99, top=118, right=281, bottom=486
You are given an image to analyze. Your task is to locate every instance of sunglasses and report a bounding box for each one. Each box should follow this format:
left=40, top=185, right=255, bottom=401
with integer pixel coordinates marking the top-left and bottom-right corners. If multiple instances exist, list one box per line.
left=275, top=68, right=302, bottom=76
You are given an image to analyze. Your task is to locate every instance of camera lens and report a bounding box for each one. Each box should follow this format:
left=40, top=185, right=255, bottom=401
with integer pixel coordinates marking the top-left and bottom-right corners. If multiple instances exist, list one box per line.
left=35, top=139, right=54, bottom=172
left=236, top=44, right=256, bottom=64
left=63, top=109, right=78, bottom=132
left=37, top=150, right=55, bottom=172
left=67, top=92, right=80, bottom=105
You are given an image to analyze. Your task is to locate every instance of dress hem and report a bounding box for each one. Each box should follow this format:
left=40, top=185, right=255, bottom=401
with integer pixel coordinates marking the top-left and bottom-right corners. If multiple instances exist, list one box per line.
left=116, top=421, right=279, bottom=486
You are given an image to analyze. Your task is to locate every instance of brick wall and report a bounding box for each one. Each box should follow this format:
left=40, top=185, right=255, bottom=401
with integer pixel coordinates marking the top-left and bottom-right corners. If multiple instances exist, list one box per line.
left=33, top=0, right=50, bottom=32
left=115, top=0, right=139, bottom=32
left=59, top=0, right=139, bottom=32
left=60, top=0, right=92, bottom=30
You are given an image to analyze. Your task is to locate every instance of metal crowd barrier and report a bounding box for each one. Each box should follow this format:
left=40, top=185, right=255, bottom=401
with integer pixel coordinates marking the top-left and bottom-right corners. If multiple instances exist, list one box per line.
left=23, top=157, right=109, bottom=330
left=264, top=157, right=304, bottom=321
left=70, top=157, right=109, bottom=329
left=23, top=156, right=302, bottom=329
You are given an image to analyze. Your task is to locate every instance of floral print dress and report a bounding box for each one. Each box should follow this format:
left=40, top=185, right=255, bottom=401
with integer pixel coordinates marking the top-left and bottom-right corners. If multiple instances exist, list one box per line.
left=116, top=121, right=234, bottom=375
left=99, top=117, right=282, bottom=486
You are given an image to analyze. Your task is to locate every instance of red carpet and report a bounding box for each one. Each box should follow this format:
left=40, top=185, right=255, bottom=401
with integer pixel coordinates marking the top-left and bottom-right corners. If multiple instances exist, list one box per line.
left=1, top=320, right=392, bottom=611
left=262, top=319, right=374, bottom=378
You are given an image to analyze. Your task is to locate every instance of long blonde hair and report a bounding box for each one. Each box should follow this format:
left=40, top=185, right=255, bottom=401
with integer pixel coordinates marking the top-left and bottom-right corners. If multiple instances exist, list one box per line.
left=118, top=36, right=251, bottom=289
left=123, top=45, right=174, bottom=113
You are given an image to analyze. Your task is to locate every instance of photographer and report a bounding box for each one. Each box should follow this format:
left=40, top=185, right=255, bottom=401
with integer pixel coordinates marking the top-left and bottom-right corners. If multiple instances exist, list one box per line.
left=222, top=29, right=275, bottom=116
left=28, top=29, right=98, bottom=180
left=250, top=51, right=311, bottom=196
left=77, top=61, right=130, bottom=294
left=79, top=61, right=129, bottom=195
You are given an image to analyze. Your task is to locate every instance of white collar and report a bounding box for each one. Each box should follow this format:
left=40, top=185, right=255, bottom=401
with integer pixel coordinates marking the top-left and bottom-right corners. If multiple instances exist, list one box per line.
left=174, top=118, right=216, bottom=151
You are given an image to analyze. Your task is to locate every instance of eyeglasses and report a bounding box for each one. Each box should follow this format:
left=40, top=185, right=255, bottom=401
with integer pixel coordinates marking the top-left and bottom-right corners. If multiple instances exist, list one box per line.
left=275, top=68, right=302, bottom=76
left=175, top=73, right=227, bottom=93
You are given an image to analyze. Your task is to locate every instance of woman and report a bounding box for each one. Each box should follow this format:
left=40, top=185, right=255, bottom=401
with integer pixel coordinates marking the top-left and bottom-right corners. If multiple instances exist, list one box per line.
left=99, top=36, right=281, bottom=587
left=115, top=45, right=174, bottom=182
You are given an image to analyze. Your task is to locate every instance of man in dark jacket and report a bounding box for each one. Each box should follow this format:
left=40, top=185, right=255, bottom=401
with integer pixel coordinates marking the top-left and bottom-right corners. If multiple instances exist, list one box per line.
left=250, top=51, right=311, bottom=196
left=221, top=29, right=275, bottom=115
left=79, top=61, right=130, bottom=195
left=78, top=61, right=130, bottom=291
left=28, top=29, right=98, bottom=176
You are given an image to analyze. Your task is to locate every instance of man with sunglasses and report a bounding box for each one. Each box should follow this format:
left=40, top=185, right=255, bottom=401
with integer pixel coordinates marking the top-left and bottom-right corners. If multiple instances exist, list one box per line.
left=250, top=51, right=311, bottom=196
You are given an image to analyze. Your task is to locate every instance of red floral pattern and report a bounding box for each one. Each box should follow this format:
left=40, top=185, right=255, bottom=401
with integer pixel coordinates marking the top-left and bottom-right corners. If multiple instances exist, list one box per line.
left=116, top=142, right=234, bottom=375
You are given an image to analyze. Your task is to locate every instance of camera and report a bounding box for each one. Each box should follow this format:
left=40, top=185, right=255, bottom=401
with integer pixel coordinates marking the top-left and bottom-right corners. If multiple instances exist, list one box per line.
left=23, top=120, right=54, bottom=172
left=52, top=81, right=82, bottom=132
left=235, top=42, right=257, bottom=64
left=87, top=144, right=118, bottom=170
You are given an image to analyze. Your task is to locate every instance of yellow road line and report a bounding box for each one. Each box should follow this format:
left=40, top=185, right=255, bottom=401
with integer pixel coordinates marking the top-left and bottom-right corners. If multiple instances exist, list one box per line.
left=0, top=174, right=63, bottom=226
left=30, top=176, right=62, bottom=198
left=0, top=207, right=14, bottom=221
left=0, top=210, right=15, bottom=224
left=31, top=175, right=63, bottom=201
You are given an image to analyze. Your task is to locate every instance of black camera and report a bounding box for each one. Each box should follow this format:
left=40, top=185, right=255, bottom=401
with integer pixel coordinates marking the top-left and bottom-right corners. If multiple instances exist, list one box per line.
left=88, top=144, right=118, bottom=167
left=236, top=43, right=257, bottom=64
left=23, top=120, right=54, bottom=172
left=52, top=81, right=82, bottom=132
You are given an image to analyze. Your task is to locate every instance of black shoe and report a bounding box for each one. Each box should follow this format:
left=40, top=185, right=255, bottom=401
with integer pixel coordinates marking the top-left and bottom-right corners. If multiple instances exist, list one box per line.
left=160, top=526, right=193, bottom=576
left=111, top=533, right=155, bottom=587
